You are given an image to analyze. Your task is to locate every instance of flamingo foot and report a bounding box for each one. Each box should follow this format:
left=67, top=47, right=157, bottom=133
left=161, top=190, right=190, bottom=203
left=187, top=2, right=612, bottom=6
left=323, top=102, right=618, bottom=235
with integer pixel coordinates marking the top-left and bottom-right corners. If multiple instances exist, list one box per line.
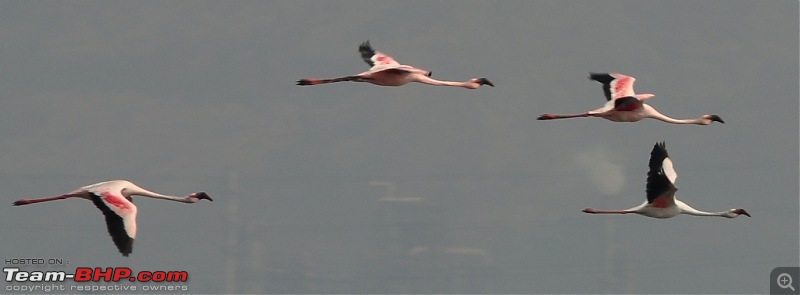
left=13, top=199, right=32, bottom=206
left=296, top=79, right=319, bottom=86
left=538, top=114, right=557, bottom=120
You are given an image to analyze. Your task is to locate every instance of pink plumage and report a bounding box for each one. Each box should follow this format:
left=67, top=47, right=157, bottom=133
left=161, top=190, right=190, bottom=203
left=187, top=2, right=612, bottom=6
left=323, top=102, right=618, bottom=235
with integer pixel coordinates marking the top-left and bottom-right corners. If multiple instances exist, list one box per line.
left=12, top=180, right=212, bottom=256
left=538, top=73, right=724, bottom=125
left=297, top=41, right=494, bottom=89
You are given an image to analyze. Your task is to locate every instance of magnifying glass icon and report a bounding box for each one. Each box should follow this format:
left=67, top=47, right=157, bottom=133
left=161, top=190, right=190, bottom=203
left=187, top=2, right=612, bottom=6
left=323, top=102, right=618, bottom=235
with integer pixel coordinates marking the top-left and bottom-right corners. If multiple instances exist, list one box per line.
left=777, top=273, right=795, bottom=291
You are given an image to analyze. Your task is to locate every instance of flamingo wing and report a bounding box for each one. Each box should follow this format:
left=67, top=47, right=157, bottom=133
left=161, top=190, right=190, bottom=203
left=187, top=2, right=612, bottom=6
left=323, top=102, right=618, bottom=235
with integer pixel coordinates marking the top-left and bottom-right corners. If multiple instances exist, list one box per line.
left=358, top=64, right=427, bottom=76
left=646, top=142, right=678, bottom=207
left=589, top=72, right=637, bottom=101
left=612, top=96, right=644, bottom=112
left=588, top=100, right=615, bottom=115
left=359, top=41, right=399, bottom=68
left=88, top=190, right=137, bottom=256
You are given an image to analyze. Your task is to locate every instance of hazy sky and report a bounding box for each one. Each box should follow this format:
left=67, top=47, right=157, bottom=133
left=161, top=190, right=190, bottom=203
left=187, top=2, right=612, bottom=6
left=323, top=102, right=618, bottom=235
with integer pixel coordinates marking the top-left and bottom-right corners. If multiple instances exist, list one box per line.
left=1, top=1, right=797, bottom=294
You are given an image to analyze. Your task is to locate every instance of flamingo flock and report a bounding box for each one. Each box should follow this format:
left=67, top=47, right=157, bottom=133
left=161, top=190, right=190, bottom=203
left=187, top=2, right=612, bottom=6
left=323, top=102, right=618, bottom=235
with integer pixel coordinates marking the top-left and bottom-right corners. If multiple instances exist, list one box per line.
left=11, top=40, right=748, bottom=257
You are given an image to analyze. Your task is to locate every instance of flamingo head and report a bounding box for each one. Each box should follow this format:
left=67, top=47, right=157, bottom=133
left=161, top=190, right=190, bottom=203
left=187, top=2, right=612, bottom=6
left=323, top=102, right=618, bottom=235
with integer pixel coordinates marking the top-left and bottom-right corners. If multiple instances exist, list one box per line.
left=701, top=114, right=725, bottom=125
left=189, top=192, right=213, bottom=202
left=470, top=78, right=494, bottom=87
left=726, top=208, right=750, bottom=218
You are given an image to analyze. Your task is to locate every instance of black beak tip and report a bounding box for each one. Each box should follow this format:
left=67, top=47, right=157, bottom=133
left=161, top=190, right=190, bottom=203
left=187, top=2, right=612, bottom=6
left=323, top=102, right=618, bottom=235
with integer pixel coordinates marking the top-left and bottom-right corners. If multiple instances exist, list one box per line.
left=710, top=115, right=724, bottom=124
left=478, top=78, right=494, bottom=87
left=196, top=192, right=213, bottom=202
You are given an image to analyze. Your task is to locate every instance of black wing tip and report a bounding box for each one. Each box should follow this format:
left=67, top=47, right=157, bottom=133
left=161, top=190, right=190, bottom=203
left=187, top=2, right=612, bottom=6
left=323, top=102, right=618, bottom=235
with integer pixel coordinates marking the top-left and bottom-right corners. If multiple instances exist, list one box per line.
left=588, top=72, right=614, bottom=101
left=90, top=195, right=135, bottom=258
left=588, top=72, right=613, bottom=82
left=114, top=234, right=134, bottom=257
left=653, top=141, right=667, bottom=154
left=359, top=40, right=374, bottom=52
left=649, top=141, right=670, bottom=166
left=358, top=40, right=376, bottom=66
left=120, top=239, right=133, bottom=257
left=645, top=141, right=675, bottom=203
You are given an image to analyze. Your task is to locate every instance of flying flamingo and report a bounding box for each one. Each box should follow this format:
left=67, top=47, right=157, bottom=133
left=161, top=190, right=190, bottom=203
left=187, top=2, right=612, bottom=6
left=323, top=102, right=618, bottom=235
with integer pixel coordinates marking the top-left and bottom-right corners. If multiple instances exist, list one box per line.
left=537, top=73, right=724, bottom=125
left=296, top=41, right=494, bottom=89
left=582, top=142, right=750, bottom=219
left=12, top=180, right=212, bottom=256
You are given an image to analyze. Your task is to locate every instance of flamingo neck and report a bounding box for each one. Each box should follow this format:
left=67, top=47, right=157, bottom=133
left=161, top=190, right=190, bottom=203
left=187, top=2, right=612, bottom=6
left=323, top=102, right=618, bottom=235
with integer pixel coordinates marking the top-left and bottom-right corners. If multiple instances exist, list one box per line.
left=124, top=187, right=197, bottom=203
left=412, top=75, right=475, bottom=88
left=676, top=200, right=729, bottom=217
left=681, top=210, right=729, bottom=217
left=643, top=105, right=706, bottom=125
left=679, top=208, right=728, bottom=217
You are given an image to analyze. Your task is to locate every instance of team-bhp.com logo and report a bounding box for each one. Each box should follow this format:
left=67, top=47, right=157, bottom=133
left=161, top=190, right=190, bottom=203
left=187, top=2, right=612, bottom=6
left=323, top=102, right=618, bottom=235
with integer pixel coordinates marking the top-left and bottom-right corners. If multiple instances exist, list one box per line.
left=4, top=267, right=188, bottom=283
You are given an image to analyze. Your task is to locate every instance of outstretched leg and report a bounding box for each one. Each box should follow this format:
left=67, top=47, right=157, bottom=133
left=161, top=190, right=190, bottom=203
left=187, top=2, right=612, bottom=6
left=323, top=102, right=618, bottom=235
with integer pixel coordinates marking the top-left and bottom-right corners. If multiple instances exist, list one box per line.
left=296, top=76, right=364, bottom=86
left=537, top=112, right=591, bottom=120
left=13, top=192, right=88, bottom=206
left=582, top=208, right=630, bottom=214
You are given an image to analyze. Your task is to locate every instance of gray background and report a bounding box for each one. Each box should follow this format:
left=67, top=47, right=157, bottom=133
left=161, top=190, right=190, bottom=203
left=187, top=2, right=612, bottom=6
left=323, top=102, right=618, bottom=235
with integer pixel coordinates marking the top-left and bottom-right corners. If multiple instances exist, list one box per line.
left=1, top=1, right=797, bottom=294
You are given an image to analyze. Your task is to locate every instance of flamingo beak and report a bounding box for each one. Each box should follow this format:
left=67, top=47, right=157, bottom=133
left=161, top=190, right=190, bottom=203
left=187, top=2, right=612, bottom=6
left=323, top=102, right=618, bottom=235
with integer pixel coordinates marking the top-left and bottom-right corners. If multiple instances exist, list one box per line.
left=477, top=78, right=494, bottom=87
left=735, top=209, right=750, bottom=217
left=426, top=71, right=432, bottom=77
left=194, top=192, right=213, bottom=202
left=709, top=115, right=725, bottom=124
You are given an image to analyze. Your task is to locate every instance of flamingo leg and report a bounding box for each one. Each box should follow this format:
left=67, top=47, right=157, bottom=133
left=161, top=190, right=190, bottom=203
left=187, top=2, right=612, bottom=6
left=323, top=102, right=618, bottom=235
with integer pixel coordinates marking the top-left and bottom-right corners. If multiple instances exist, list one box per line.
left=296, top=76, right=364, bottom=86
left=537, top=112, right=591, bottom=120
left=13, top=192, right=86, bottom=206
left=582, top=208, right=630, bottom=214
